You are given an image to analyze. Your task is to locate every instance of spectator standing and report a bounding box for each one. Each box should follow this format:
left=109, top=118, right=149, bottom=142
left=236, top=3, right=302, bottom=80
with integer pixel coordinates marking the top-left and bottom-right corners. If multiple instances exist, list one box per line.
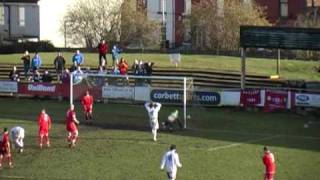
left=9, top=66, right=20, bottom=82
left=31, top=52, right=41, bottom=72
left=54, top=52, right=66, bottom=82
left=160, top=144, right=182, bottom=180
left=42, top=70, right=53, bottom=83
left=98, top=40, right=108, bottom=69
left=118, top=57, right=128, bottom=75
left=72, top=50, right=84, bottom=67
left=21, top=50, right=30, bottom=80
left=111, top=45, right=121, bottom=66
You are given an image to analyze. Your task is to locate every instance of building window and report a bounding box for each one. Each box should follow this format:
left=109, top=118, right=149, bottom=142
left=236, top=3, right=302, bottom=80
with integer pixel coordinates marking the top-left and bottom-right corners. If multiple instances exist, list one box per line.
left=217, top=0, right=224, bottom=17
left=18, top=7, right=25, bottom=27
left=159, top=0, right=166, bottom=12
left=0, top=6, right=5, bottom=25
left=280, top=0, right=288, bottom=17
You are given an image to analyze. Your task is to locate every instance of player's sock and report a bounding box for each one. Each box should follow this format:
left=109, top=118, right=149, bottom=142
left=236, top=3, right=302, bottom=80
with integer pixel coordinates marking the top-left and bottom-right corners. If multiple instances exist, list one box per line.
left=89, top=114, right=93, bottom=120
left=85, top=114, right=88, bottom=120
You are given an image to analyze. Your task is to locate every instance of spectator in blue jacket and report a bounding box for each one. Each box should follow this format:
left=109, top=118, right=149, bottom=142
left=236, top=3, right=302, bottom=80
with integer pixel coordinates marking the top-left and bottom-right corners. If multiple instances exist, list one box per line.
left=111, top=45, right=121, bottom=66
left=72, top=50, right=84, bottom=66
left=31, top=52, right=41, bottom=72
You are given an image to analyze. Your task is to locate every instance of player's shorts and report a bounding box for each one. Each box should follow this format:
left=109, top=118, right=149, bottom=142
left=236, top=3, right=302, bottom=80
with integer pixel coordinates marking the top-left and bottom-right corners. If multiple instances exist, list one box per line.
left=0, top=147, right=9, bottom=156
left=39, top=129, right=49, bottom=137
left=150, top=120, right=159, bottom=130
left=166, top=170, right=177, bottom=180
left=67, top=123, right=78, bottom=133
left=83, top=106, right=92, bottom=113
left=264, top=173, right=274, bottom=180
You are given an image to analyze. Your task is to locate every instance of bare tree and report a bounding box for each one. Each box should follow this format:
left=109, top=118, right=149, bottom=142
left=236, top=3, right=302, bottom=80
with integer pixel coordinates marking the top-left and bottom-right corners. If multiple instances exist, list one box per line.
left=62, top=0, right=123, bottom=48
left=120, top=0, right=161, bottom=49
left=62, top=0, right=160, bottom=49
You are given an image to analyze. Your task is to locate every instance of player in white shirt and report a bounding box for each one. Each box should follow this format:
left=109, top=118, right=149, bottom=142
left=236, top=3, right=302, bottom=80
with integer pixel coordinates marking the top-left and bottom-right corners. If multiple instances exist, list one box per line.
left=160, top=144, right=182, bottom=180
left=145, top=101, right=162, bottom=142
left=9, top=126, right=25, bottom=153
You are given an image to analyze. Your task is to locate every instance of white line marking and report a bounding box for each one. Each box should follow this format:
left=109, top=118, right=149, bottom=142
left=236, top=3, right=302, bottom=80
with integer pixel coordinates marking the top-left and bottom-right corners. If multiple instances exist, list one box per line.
left=0, top=175, right=27, bottom=179
left=207, top=135, right=280, bottom=151
left=194, top=129, right=320, bottom=140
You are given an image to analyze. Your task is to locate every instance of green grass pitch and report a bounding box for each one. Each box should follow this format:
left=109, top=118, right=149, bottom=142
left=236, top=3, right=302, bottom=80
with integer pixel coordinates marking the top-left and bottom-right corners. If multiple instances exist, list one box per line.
left=0, top=98, right=319, bottom=179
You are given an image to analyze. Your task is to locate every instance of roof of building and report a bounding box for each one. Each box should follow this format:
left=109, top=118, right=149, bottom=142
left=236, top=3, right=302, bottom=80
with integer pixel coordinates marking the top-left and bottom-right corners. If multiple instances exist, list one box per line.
left=2, top=0, right=39, bottom=3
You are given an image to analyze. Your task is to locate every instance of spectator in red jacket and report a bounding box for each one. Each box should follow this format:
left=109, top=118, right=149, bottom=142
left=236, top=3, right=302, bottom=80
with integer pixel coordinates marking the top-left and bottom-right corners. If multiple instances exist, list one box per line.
left=98, top=40, right=108, bottom=69
left=262, top=146, right=276, bottom=180
left=118, top=57, right=128, bottom=75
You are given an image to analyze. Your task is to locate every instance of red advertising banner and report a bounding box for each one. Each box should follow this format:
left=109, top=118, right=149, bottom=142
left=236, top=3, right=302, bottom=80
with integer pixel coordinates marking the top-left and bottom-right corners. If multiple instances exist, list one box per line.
left=18, top=82, right=64, bottom=96
left=240, top=89, right=261, bottom=107
left=264, top=90, right=288, bottom=112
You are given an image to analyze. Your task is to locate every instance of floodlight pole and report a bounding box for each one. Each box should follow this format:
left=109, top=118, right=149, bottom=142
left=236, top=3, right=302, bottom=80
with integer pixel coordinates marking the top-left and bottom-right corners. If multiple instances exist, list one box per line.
left=277, top=49, right=281, bottom=76
left=241, top=48, right=246, bottom=90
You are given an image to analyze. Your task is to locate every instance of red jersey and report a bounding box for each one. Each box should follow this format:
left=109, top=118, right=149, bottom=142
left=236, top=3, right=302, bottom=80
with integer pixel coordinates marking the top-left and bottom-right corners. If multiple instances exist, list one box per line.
left=98, top=43, right=108, bottom=55
left=263, top=152, right=276, bottom=174
left=38, top=113, right=52, bottom=131
left=1, top=132, right=9, bottom=149
left=66, top=109, right=77, bottom=132
left=82, top=95, right=93, bottom=108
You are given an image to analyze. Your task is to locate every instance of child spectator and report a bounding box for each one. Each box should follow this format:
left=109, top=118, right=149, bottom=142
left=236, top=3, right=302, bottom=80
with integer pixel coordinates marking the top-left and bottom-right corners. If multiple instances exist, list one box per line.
left=9, top=66, right=20, bottom=82
left=32, top=70, right=41, bottom=82
left=42, top=70, right=53, bottom=83
left=118, top=57, right=128, bottom=75
left=61, top=69, right=70, bottom=85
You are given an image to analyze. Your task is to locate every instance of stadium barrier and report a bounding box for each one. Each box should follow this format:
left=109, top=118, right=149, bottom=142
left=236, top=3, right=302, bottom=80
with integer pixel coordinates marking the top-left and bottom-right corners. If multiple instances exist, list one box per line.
left=0, top=80, right=320, bottom=110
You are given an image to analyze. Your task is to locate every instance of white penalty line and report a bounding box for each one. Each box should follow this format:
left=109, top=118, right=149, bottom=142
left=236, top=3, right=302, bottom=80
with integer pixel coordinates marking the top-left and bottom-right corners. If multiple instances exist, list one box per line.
left=196, top=129, right=320, bottom=140
left=0, top=175, right=27, bottom=179
left=207, top=135, right=280, bottom=152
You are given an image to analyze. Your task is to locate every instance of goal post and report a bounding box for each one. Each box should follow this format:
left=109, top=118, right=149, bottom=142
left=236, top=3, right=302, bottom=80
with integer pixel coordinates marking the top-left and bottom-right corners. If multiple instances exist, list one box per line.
left=70, top=73, right=193, bottom=128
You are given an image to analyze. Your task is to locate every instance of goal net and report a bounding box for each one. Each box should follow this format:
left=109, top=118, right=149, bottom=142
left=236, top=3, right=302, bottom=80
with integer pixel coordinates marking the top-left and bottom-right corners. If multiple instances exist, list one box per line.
left=70, top=73, right=194, bottom=128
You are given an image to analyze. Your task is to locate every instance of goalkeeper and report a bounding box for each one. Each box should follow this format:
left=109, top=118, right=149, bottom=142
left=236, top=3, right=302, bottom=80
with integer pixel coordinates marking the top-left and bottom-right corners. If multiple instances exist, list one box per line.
left=162, top=110, right=183, bottom=131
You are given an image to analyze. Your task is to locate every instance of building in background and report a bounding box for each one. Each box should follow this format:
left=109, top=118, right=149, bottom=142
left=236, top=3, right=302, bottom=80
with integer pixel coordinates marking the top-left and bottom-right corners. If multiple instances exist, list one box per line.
left=0, top=0, right=40, bottom=44
left=254, top=0, right=320, bottom=25
left=145, top=0, right=191, bottom=48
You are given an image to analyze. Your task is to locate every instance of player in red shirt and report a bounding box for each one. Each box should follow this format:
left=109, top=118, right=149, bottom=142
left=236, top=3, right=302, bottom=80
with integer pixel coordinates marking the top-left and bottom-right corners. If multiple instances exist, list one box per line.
left=66, top=104, right=80, bottom=148
left=38, top=109, right=52, bottom=149
left=81, top=90, right=94, bottom=121
left=0, top=128, right=13, bottom=169
left=263, top=146, right=276, bottom=180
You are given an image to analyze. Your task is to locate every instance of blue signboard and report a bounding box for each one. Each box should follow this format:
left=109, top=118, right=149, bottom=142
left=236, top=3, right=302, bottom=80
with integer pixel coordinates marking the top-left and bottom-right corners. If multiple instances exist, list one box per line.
left=150, top=89, right=220, bottom=105
left=150, top=89, right=183, bottom=103
left=194, top=91, right=220, bottom=105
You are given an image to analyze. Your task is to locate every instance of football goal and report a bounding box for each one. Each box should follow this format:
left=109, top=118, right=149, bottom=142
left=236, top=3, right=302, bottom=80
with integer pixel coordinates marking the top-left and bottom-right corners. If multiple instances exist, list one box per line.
left=69, top=73, right=194, bottom=128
